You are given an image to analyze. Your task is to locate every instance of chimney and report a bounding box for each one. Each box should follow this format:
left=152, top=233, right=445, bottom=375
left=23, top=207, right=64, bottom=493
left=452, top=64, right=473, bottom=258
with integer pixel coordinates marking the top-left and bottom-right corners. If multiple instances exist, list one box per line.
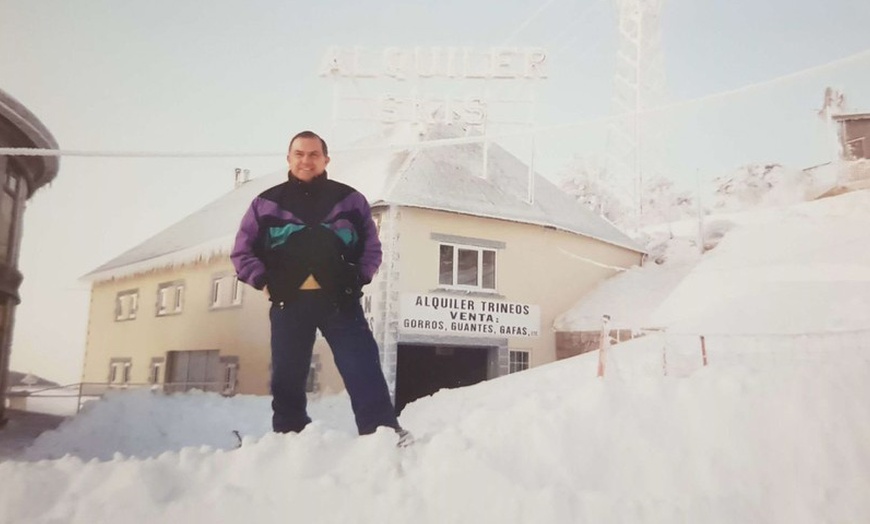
left=234, top=168, right=251, bottom=188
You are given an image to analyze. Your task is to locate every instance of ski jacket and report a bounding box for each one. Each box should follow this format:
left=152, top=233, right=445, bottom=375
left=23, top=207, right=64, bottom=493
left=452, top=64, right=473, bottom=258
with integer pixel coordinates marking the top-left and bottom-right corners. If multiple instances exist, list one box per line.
left=231, top=172, right=382, bottom=302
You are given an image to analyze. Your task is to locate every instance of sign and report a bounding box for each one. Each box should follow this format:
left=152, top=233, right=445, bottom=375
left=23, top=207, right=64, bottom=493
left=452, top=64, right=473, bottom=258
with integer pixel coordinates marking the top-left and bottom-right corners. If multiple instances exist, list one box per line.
left=320, top=46, right=548, bottom=80
left=400, top=293, right=540, bottom=338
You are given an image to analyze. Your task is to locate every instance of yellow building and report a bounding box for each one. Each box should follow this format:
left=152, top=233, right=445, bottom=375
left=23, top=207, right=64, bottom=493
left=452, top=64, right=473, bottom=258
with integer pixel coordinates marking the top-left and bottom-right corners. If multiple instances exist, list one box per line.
left=81, top=128, right=644, bottom=411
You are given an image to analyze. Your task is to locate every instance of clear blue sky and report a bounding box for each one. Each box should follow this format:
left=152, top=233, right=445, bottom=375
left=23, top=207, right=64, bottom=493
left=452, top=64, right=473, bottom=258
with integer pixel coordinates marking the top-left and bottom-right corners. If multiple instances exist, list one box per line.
left=2, top=0, right=868, bottom=383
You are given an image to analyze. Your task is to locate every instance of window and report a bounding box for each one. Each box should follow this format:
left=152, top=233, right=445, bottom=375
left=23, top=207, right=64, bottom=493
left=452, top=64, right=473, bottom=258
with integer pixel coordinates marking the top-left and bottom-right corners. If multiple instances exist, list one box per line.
left=156, top=281, right=185, bottom=316
left=149, top=357, right=165, bottom=385
left=115, top=290, right=139, bottom=321
left=211, top=273, right=244, bottom=309
left=108, top=358, right=132, bottom=384
left=438, top=243, right=497, bottom=291
left=509, top=350, right=530, bottom=373
left=165, top=350, right=221, bottom=393
left=5, top=172, right=18, bottom=193
left=231, top=277, right=243, bottom=306
left=212, top=278, right=222, bottom=308
left=218, top=356, right=240, bottom=395
left=0, top=166, right=23, bottom=264
left=845, top=137, right=865, bottom=160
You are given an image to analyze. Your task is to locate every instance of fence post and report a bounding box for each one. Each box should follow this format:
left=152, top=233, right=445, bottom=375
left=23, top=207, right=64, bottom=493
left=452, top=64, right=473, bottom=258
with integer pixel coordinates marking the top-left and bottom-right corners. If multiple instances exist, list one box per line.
left=77, top=382, right=84, bottom=414
left=597, top=315, right=611, bottom=378
left=700, top=335, right=708, bottom=366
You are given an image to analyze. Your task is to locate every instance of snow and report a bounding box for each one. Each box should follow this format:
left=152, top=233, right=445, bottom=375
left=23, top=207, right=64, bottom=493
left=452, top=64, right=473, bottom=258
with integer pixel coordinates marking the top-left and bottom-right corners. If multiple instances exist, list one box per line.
left=652, top=190, right=870, bottom=335
left=557, top=188, right=870, bottom=336
left=7, top=175, right=869, bottom=523
left=2, top=336, right=869, bottom=523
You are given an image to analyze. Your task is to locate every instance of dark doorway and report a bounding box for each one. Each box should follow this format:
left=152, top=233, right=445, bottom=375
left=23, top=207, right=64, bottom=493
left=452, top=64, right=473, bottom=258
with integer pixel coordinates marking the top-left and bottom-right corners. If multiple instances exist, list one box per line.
left=395, top=344, right=491, bottom=414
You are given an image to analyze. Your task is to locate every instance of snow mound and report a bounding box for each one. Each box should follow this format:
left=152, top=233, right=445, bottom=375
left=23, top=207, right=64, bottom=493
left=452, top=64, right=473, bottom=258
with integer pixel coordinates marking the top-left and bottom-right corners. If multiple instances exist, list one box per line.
left=2, top=342, right=869, bottom=523
left=23, top=389, right=356, bottom=461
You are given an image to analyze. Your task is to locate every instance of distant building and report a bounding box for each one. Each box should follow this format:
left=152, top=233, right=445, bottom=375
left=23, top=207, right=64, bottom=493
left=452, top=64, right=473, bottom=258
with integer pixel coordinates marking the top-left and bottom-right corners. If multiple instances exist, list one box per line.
left=0, top=89, right=60, bottom=424
left=807, top=110, right=870, bottom=199
left=833, top=112, right=870, bottom=160
left=5, top=371, right=60, bottom=411
left=81, top=126, right=644, bottom=412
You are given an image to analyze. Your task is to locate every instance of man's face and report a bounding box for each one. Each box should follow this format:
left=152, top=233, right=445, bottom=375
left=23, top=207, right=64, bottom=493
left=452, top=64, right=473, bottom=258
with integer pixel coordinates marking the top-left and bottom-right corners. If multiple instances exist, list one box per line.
left=287, top=137, right=329, bottom=182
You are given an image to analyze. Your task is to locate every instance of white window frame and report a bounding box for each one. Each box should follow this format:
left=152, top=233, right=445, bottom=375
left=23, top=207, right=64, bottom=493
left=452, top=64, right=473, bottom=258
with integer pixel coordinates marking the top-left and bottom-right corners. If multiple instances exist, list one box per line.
left=156, top=281, right=185, bottom=316
left=5, top=171, right=18, bottom=193
left=231, top=276, right=243, bottom=306
left=438, top=243, right=497, bottom=292
left=115, top=290, right=139, bottom=321
left=509, top=350, right=530, bottom=374
left=109, top=358, right=132, bottom=384
left=174, top=285, right=185, bottom=313
left=157, top=287, right=169, bottom=315
left=211, top=274, right=244, bottom=310
left=149, top=361, right=163, bottom=385
left=223, top=363, right=238, bottom=395
left=211, top=278, right=223, bottom=308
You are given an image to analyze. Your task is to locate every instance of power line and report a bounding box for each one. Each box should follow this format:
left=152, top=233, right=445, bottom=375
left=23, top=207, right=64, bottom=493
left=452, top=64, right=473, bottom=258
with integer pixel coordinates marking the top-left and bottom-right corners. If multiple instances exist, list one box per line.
left=500, top=0, right=562, bottom=46
left=0, top=148, right=281, bottom=158
left=2, top=47, right=869, bottom=160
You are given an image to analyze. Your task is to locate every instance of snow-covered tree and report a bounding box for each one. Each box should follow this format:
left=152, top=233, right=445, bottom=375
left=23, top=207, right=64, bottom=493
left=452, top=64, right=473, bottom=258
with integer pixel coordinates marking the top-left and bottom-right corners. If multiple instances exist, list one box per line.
left=557, top=157, right=630, bottom=225
left=639, top=175, right=695, bottom=226
left=712, top=163, right=808, bottom=211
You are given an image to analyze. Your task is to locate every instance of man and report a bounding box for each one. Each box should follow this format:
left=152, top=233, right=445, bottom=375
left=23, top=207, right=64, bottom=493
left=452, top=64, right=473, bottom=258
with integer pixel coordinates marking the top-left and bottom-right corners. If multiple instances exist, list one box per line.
left=232, top=130, right=407, bottom=442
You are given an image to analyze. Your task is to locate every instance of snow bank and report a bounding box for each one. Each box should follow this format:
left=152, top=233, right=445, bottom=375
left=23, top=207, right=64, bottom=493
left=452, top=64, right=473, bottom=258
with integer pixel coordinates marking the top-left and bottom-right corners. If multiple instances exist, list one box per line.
left=3, top=338, right=870, bottom=523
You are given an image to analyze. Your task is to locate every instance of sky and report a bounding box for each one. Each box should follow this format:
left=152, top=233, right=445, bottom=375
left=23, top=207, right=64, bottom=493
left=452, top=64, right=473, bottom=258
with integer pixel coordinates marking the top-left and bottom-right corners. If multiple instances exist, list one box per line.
left=1, top=0, right=869, bottom=384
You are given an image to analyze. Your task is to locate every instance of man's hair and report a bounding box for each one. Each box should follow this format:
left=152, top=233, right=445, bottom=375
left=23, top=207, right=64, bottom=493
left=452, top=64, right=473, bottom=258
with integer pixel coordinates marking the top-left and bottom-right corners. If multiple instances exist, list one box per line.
left=288, top=130, right=328, bottom=156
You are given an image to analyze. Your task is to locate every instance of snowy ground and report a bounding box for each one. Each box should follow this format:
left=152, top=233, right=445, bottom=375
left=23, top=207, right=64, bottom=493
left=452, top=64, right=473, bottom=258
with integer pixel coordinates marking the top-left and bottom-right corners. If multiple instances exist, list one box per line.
left=2, top=189, right=869, bottom=523
left=2, top=338, right=869, bottom=524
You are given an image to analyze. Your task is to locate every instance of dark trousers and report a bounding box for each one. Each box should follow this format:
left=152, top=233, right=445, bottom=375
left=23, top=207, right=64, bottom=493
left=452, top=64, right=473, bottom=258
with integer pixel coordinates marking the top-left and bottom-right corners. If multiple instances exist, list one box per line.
left=269, top=290, right=400, bottom=435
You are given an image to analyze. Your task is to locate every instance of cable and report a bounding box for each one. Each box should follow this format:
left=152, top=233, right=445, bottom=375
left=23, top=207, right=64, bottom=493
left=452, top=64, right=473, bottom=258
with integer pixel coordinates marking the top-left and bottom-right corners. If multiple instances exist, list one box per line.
left=3, top=47, right=869, bottom=159
left=501, top=0, right=562, bottom=46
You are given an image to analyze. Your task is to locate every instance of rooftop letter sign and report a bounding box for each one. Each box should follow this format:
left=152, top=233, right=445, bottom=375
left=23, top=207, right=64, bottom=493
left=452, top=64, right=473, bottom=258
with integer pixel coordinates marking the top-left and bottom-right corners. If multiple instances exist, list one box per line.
left=320, top=46, right=548, bottom=80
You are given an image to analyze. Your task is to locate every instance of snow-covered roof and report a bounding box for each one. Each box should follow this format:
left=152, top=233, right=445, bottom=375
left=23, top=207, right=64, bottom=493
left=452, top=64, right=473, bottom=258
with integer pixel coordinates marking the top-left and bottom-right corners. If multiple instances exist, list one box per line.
left=553, top=261, right=695, bottom=332
left=651, top=190, right=870, bottom=335
left=832, top=112, right=870, bottom=121
left=8, top=370, right=59, bottom=388
left=0, top=88, right=59, bottom=195
left=557, top=189, right=870, bottom=335
left=84, top=126, right=642, bottom=282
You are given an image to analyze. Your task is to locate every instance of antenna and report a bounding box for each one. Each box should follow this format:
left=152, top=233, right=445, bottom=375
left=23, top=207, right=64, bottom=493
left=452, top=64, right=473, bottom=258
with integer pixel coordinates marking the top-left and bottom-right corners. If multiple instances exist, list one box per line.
left=608, top=0, right=667, bottom=228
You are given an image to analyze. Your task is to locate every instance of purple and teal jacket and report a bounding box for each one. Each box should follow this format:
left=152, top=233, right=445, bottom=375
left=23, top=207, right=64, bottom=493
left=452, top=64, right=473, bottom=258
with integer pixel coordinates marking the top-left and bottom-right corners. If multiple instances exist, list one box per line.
left=231, top=172, right=382, bottom=302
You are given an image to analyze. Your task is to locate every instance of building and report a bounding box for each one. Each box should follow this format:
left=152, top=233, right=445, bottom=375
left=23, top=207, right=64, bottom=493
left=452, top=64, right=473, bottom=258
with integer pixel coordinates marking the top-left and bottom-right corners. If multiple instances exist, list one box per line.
left=0, top=89, right=60, bottom=424
left=833, top=112, right=870, bottom=160
left=81, top=126, right=644, bottom=412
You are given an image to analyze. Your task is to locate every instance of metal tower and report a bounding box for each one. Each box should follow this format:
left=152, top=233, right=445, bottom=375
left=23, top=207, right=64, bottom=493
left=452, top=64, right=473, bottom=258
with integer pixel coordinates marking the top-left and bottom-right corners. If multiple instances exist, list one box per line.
left=608, top=0, right=667, bottom=225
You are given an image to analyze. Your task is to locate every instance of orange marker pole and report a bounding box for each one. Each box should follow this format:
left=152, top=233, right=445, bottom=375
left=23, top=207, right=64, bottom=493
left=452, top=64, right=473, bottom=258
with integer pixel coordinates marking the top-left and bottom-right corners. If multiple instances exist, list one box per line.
left=700, top=335, right=708, bottom=366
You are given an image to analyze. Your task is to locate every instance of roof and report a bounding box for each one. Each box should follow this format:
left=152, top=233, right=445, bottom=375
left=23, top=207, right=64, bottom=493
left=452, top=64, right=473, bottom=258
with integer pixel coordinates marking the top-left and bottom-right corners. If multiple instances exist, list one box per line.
left=832, top=112, right=870, bottom=121
left=0, top=88, right=59, bottom=195
left=8, top=371, right=59, bottom=388
left=553, top=261, right=695, bottom=332
left=84, top=125, right=644, bottom=282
